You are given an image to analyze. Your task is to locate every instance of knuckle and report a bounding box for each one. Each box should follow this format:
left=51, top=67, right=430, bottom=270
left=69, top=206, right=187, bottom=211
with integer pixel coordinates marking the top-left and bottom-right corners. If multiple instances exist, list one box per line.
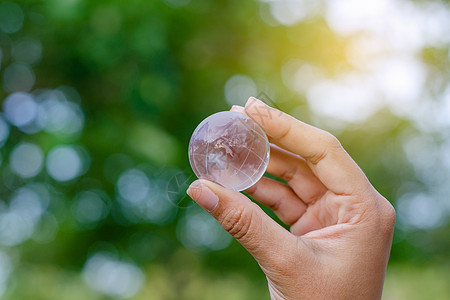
left=220, top=207, right=252, bottom=240
left=280, top=167, right=296, bottom=182
left=382, top=201, right=396, bottom=225
left=323, top=132, right=342, bottom=149
left=310, top=132, right=342, bottom=164
left=373, top=196, right=396, bottom=232
left=277, top=117, right=292, bottom=140
left=244, top=183, right=258, bottom=195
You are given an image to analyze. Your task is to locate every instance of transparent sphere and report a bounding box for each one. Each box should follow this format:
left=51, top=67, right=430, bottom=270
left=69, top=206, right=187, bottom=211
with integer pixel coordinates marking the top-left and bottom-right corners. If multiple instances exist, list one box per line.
left=188, top=111, right=270, bottom=191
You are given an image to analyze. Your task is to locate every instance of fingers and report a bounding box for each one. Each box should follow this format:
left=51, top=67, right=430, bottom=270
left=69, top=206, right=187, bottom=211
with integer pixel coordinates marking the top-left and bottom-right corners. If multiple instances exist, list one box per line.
left=267, top=144, right=327, bottom=203
left=187, top=179, right=297, bottom=266
left=244, top=97, right=370, bottom=195
left=230, top=105, right=246, bottom=114
left=231, top=104, right=327, bottom=202
left=244, top=177, right=307, bottom=225
left=289, top=204, right=326, bottom=236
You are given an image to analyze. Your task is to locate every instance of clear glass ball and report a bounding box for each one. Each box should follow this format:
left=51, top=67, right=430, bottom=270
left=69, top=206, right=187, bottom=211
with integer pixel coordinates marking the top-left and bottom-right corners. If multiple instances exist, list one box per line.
left=188, top=111, right=270, bottom=191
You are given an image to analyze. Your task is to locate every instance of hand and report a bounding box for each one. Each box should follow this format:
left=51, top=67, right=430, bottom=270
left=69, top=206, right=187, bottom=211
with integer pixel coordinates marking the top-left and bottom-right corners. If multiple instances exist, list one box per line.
left=187, top=97, right=395, bottom=299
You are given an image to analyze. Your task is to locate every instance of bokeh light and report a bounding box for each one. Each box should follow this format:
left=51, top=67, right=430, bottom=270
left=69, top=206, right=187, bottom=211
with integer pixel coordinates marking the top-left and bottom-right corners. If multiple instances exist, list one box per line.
left=12, top=38, right=43, bottom=65
left=0, top=116, right=10, bottom=147
left=3, top=92, right=37, bottom=128
left=117, top=169, right=150, bottom=204
left=83, top=253, right=144, bottom=298
left=0, top=185, right=47, bottom=247
left=2, top=62, right=35, bottom=92
left=35, top=89, right=84, bottom=136
left=9, top=143, right=44, bottom=178
left=32, top=212, right=58, bottom=244
left=397, top=193, right=445, bottom=230
left=46, top=145, right=86, bottom=182
left=0, top=1, right=24, bottom=34
left=71, top=189, right=110, bottom=227
left=177, top=205, right=233, bottom=252
left=224, top=75, right=257, bottom=107
left=267, top=0, right=321, bottom=26
left=116, top=168, right=177, bottom=225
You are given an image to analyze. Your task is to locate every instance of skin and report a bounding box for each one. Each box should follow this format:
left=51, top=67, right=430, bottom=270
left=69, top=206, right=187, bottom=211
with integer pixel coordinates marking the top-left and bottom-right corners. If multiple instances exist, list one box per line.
left=187, top=97, right=396, bottom=300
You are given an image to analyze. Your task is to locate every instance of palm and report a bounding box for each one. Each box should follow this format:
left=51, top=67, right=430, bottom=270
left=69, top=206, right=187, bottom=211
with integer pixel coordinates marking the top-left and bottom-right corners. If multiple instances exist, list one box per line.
left=292, top=192, right=362, bottom=237
left=247, top=143, right=365, bottom=238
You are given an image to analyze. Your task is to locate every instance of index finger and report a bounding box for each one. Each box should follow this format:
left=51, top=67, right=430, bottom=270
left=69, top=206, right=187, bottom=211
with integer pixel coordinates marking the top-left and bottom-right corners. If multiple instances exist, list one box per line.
left=244, top=97, right=370, bottom=194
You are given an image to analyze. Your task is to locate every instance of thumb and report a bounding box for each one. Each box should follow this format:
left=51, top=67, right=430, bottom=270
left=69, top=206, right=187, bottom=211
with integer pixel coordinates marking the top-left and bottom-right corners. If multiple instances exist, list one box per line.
left=187, top=179, right=294, bottom=266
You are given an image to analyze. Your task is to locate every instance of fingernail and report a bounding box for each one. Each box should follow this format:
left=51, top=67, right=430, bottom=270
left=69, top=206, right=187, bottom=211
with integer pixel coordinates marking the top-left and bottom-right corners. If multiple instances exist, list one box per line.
left=245, top=97, right=256, bottom=106
left=246, top=96, right=265, bottom=107
left=187, top=180, right=219, bottom=212
left=231, top=105, right=245, bottom=113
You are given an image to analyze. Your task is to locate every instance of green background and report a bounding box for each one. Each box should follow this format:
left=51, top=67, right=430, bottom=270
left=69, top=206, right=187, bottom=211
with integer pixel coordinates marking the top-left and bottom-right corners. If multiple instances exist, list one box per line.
left=0, top=0, right=449, bottom=299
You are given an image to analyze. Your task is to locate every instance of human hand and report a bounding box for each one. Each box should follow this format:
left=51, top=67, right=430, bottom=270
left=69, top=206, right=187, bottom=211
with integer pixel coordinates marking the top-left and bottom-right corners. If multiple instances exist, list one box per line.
left=187, top=97, right=395, bottom=299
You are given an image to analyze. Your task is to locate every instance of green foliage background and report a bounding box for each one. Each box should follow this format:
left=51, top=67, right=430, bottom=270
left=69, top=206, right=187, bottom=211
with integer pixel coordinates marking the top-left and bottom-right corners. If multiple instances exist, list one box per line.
left=0, top=0, right=449, bottom=299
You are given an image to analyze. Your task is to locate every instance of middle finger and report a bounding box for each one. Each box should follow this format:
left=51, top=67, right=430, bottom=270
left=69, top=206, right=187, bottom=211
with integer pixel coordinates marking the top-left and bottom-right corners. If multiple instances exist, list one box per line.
left=268, top=144, right=327, bottom=204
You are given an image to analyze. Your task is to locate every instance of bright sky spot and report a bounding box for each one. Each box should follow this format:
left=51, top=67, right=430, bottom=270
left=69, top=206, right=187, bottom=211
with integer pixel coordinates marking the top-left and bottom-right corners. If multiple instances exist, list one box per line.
left=307, top=72, right=381, bottom=123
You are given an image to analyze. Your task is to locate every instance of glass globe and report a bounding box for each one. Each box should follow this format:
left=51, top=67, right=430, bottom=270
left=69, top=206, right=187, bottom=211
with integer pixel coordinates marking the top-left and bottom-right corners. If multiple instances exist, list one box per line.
left=188, top=111, right=270, bottom=191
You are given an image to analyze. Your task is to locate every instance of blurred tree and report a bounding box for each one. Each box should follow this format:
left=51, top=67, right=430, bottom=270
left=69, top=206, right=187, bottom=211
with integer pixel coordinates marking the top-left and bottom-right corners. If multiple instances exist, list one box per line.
left=0, top=0, right=448, bottom=299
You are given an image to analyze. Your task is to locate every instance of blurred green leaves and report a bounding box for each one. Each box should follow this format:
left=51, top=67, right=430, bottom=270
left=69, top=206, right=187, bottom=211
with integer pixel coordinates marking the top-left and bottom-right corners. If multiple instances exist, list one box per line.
left=0, top=0, right=449, bottom=298
left=127, top=122, right=180, bottom=166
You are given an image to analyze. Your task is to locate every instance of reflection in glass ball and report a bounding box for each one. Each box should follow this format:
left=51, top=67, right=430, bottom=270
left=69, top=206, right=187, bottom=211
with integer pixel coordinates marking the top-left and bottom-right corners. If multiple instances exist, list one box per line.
left=188, top=111, right=269, bottom=191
